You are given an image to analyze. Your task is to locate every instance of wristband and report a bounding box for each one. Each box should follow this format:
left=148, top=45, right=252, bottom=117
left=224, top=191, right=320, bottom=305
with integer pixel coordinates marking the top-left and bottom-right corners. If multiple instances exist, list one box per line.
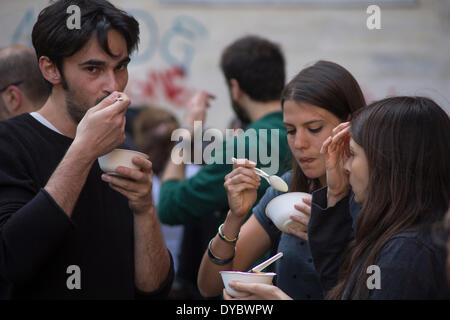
left=207, top=239, right=235, bottom=266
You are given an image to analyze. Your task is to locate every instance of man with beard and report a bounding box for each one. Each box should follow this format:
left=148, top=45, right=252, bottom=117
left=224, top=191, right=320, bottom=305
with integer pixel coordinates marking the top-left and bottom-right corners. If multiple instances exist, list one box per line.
left=157, top=36, right=291, bottom=298
left=0, top=0, right=173, bottom=299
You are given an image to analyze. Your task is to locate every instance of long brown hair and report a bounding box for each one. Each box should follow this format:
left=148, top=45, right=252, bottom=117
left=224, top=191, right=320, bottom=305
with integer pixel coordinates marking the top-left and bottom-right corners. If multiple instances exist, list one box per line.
left=327, top=96, right=450, bottom=299
left=281, top=60, right=366, bottom=192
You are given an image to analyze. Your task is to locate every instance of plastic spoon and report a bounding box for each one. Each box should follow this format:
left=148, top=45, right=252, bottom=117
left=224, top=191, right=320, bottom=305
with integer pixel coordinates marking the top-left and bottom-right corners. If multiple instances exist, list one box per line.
left=250, top=252, right=284, bottom=273
left=253, top=167, right=289, bottom=192
left=231, top=157, right=289, bottom=192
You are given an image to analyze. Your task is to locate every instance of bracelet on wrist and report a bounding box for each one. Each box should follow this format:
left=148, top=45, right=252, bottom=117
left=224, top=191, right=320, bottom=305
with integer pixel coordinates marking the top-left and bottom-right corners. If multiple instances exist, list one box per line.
left=207, top=239, right=235, bottom=266
left=217, top=223, right=239, bottom=244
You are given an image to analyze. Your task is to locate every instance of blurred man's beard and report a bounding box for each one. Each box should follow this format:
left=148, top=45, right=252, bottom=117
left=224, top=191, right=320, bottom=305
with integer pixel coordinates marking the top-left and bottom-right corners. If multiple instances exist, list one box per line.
left=62, top=76, right=105, bottom=124
left=231, top=100, right=251, bottom=127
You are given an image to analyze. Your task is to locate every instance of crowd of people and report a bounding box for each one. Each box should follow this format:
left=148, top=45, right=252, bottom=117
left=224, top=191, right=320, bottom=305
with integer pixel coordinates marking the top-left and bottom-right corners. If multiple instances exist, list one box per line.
left=0, top=0, right=448, bottom=300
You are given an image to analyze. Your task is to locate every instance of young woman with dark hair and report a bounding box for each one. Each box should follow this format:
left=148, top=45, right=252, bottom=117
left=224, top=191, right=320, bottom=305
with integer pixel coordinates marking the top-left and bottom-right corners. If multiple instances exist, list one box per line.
left=197, top=60, right=366, bottom=299
left=222, top=96, right=450, bottom=300
left=315, top=96, right=450, bottom=299
left=282, top=60, right=365, bottom=194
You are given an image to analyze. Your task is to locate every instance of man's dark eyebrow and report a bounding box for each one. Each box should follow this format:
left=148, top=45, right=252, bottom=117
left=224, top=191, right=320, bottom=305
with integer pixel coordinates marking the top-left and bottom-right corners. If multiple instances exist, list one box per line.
left=78, top=57, right=130, bottom=68
left=78, top=59, right=106, bottom=67
left=117, top=56, right=130, bottom=66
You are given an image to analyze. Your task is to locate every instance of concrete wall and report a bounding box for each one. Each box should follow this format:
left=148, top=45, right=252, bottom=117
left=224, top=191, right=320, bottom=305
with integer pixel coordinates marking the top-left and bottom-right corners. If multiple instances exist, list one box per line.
left=1, top=0, right=449, bottom=130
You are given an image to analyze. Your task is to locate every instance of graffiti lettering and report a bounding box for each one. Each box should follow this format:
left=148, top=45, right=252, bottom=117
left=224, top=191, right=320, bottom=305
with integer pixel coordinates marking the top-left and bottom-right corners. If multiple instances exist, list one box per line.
left=131, top=67, right=195, bottom=107
left=10, top=8, right=208, bottom=72
left=160, top=15, right=208, bottom=73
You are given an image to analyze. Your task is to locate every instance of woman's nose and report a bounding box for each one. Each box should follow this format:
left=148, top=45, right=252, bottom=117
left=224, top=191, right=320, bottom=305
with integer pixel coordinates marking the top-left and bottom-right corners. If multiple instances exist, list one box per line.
left=294, top=130, right=309, bottom=149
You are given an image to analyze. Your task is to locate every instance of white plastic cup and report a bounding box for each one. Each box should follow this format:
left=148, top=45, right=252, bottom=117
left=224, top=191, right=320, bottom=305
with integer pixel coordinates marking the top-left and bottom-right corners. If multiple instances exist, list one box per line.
left=265, top=192, right=312, bottom=234
left=98, top=148, right=149, bottom=175
left=220, top=271, right=276, bottom=298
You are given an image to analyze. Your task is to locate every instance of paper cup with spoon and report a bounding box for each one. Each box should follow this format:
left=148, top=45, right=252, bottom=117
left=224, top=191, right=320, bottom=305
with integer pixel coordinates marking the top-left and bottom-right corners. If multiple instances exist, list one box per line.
left=220, top=252, right=283, bottom=297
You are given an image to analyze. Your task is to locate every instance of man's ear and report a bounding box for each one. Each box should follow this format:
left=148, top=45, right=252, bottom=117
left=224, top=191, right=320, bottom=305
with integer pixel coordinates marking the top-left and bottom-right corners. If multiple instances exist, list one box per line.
left=39, top=56, right=62, bottom=85
left=2, top=86, right=22, bottom=114
left=230, top=79, right=242, bottom=101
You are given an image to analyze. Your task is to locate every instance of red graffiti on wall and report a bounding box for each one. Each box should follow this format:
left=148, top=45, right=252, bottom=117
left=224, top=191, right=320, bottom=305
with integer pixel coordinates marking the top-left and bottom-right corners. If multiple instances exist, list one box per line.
left=128, top=67, right=195, bottom=108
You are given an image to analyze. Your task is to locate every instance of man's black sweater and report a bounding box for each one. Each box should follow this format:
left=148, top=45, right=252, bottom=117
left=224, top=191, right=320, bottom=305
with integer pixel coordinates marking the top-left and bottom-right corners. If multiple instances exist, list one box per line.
left=0, top=114, right=173, bottom=299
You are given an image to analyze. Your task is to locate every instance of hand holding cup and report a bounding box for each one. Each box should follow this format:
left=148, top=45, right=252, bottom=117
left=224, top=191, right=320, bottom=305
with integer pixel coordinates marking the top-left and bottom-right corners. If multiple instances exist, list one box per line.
left=74, top=91, right=130, bottom=160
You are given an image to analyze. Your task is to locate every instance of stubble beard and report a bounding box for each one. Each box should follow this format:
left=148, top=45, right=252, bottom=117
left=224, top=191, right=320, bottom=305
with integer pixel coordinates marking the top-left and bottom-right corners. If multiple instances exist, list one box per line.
left=62, top=75, right=106, bottom=124
left=231, top=99, right=251, bottom=127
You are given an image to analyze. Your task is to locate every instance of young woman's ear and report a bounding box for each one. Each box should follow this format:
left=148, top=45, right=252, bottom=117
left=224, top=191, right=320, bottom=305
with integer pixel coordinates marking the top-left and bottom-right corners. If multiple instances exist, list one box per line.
left=39, top=56, right=62, bottom=85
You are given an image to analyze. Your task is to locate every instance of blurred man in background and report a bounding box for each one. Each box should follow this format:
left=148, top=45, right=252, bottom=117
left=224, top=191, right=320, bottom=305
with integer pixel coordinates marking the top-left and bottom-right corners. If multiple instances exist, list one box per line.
left=0, top=45, right=50, bottom=120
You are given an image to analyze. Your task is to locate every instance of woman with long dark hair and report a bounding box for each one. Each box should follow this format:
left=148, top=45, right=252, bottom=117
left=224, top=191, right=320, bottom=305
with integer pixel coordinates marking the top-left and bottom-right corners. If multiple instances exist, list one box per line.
left=197, top=60, right=366, bottom=299
left=310, top=96, right=450, bottom=299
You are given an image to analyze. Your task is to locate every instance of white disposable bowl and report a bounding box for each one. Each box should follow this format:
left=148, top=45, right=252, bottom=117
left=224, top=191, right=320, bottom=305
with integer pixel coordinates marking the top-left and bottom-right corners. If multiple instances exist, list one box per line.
left=98, top=148, right=149, bottom=175
left=265, top=192, right=312, bottom=234
left=220, top=271, right=276, bottom=298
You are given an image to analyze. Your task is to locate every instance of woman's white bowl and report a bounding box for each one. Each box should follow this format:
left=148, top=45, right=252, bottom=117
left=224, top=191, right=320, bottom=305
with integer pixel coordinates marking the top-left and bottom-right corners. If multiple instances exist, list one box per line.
left=265, top=192, right=312, bottom=234
left=220, top=271, right=276, bottom=298
left=98, top=148, right=149, bottom=175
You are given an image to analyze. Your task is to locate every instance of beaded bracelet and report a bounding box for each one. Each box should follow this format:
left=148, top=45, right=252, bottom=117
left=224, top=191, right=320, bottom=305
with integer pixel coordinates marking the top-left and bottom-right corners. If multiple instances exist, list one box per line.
left=207, top=239, right=235, bottom=266
left=217, top=223, right=239, bottom=244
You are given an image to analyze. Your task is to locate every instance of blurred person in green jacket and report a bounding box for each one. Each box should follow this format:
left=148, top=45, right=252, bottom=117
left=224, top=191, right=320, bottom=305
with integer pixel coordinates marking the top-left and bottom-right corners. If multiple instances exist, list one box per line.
left=157, top=35, right=291, bottom=298
left=158, top=35, right=291, bottom=226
